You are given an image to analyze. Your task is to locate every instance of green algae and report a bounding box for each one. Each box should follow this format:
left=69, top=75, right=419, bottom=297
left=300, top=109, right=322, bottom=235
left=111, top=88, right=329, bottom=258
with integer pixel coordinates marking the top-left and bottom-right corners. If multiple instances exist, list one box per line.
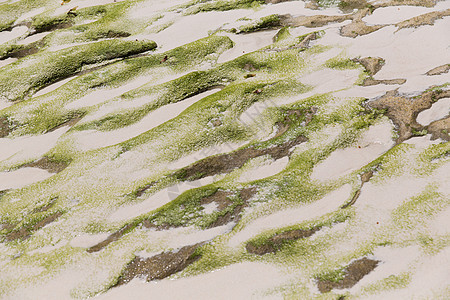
left=0, top=39, right=156, bottom=103
left=238, top=14, right=281, bottom=33
left=183, top=0, right=264, bottom=15
left=325, top=56, right=360, bottom=70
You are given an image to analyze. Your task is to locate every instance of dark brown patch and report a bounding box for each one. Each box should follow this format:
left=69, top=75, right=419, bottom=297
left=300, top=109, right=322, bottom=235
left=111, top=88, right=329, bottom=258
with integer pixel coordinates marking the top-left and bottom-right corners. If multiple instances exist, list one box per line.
left=206, top=187, right=257, bottom=228
left=104, top=30, right=131, bottom=38
left=133, top=181, right=158, bottom=198
left=362, top=78, right=406, bottom=86
left=114, top=243, right=202, bottom=287
left=355, top=57, right=385, bottom=76
left=87, top=223, right=135, bottom=253
left=280, top=14, right=350, bottom=28
left=243, top=63, right=257, bottom=72
left=0, top=116, right=12, bottom=138
left=265, top=0, right=292, bottom=3
left=368, top=89, right=450, bottom=143
left=342, top=170, right=374, bottom=208
left=274, top=107, right=317, bottom=138
left=267, top=32, right=318, bottom=52
left=31, top=197, right=58, bottom=214
left=426, top=64, right=450, bottom=76
left=396, top=9, right=450, bottom=30
left=142, top=221, right=174, bottom=231
left=339, top=0, right=370, bottom=13
left=175, top=136, right=307, bottom=181
left=427, top=116, right=450, bottom=141
left=317, top=257, right=380, bottom=293
left=33, top=20, right=73, bottom=34
left=246, top=227, right=319, bottom=255
left=4, top=211, right=63, bottom=241
left=200, top=190, right=233, bottom=210
left=22, top=157, right=69, bottom=173
left=340, top=20, right=384, bottom=38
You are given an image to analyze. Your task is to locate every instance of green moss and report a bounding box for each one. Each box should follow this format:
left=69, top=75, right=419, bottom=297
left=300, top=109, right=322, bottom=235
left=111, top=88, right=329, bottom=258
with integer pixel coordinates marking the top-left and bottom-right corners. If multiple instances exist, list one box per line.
left=325, top=57, right=360, bottom=70
left=273, top=27, right=291, bottom=43
left=184, top=0, right=264, bottom=15
left=0, top=39, right=156, bottom=103
left=239, top=14, right=281, bottom=33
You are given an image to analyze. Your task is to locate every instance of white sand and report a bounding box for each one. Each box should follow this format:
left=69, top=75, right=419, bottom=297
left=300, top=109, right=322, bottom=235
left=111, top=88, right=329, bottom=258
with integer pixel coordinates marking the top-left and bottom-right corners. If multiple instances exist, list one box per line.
left=364, top=246, right=450, bottom=300
left=108, top=177, right=214, bottom=222
left=416, top=97, right=450, bottom=126
left=318, top=18, right=450, bottom=94
left=311, top=121, right=394, bottom=181
left=16, top=31, right=50, bottom=45
left=217, top=31, right=276, bottom=64
left=0, top=126, right=69, bottom=165
left=0, top=57, right=17, bottom=70
left=362, top=6, right=434, bottom=25
left=300, top=68, right=361, bottom=94
left=238, top=156, right=289, bottom=183
left=0, top=167, right=53, bottom=190
left=96, top=261, right=289, bottom=300
left=69, top=233, right=111, bottom=248
left=0, top=26, right=28, bottom=45
left=228, top=184, right=352, bottom=247
left=74, top=89, right=220, bottom=151
left=140, top=10, right=249, bottom=52
left=52, top=0, right=126, bottom=16
left=168, top=141, right=247, bottom=170
left=14, top=7, right=46, bottom=24
left=65, top=75, right=157, bottom=110
left=33, top=76, right=74, bottom=98
left=143, top=223, right=235, bottom=251
left=428, top=205, right=450, bottom=236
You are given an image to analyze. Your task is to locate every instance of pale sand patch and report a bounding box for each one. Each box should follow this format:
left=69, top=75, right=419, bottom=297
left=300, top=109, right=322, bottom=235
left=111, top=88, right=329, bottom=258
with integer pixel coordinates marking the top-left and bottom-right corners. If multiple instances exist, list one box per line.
left=65, top=75, right=156, bottom=110
left=108, top=177, right=214, bottom=222
left=362, top=6, right=436, bottom=25
left=300, top=68, right=361, bottom=95
left=318, top=19, right=450, bottom=94
left=349, top=245, right=421, bottom=293
left=311, top=121, right=394, bottom=182
left=96, top=262, right=289, bottom=300
left=217, top=31, right=276, bottom=64
left=144, top=223, right=235, bottom=251
left=128, top=0, right=189, bottom=19
left=78, top=70, right=187, bottom=123
left=28, top=240, right=68, bottom=255
left=0, top=167, right=53, bottom=190
left=228, top=184, right=352, bottom=247
left=52, top=0, right=126, bottom=16
left=0, top=126, right=69, bottom=165
left=403, top=134, right=443, bottom=148
left=355, top=175, right=431, bottom=225
left=141, top=10, right=249, bottom=52
left=14, top=7, right=45, bottom=24
left=364, top=246, right=450, bottom=300
left=168, top=141, right=247, bottom=170
left=238, top=156, right=289, bottom=183
left=0, top=26, right=27, bottom=45
left=0, top=57, right=17, bottom=70
left=74, top=89, right=220, bottom=151
left=428, top=205, right=450, bottom=235
left=16, top=31, right=50, bottom=45
left=33, top=76, right=74, bottom=98
left=70, top=233, right=111, bottom=248
left=416, top=97, right=450, bottom=126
